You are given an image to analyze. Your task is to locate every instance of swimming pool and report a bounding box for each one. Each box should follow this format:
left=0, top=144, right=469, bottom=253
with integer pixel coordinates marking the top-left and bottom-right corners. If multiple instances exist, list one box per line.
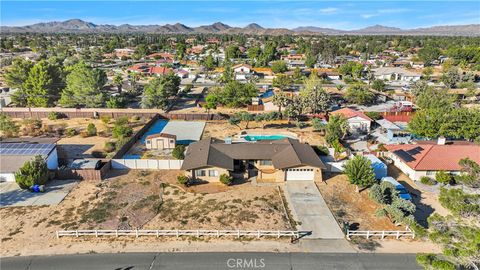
left=243, top=134, right=288, bottom=141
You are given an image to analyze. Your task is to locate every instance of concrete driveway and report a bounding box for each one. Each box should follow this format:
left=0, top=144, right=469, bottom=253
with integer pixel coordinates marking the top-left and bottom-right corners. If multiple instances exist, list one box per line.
left=284, top=181, right=345, bottom=239
left=0, top=180, right=77, bottom=207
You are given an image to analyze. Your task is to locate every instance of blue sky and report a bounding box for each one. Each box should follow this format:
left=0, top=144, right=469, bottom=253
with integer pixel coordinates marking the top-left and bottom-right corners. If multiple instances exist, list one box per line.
left=1, top=1, right=479, bottom=30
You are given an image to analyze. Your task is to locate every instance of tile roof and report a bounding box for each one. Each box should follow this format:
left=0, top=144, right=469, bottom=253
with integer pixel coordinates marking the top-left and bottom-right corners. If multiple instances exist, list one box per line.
left=385, top=142, right=480, bottom=171
left=330, top=108, right=373, bottom=122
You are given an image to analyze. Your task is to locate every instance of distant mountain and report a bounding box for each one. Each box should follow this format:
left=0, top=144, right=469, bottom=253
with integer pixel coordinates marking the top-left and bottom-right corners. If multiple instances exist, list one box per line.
left=1, top=19, right=479, bottom=36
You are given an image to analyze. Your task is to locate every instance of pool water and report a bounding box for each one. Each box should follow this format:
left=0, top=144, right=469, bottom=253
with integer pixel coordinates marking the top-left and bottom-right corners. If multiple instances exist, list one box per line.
left=259, top=90, right=274, bottom=99
left=243, top=135, right=288, bottom=141
left=139, top=119, right=168, bottom=144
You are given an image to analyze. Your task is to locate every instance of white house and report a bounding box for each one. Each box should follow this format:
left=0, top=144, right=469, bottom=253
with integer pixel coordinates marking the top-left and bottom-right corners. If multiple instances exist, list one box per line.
left=0, top=142, right=58, bottom=182
left=373, top=67, right=421, bottom=82
left=145, top=133, right=177, bottom=150
left=233, top=64, right=254, bottom=81
left=385, top=139, right=480, bottom=181
left=330, top=108, right=372, bottom=134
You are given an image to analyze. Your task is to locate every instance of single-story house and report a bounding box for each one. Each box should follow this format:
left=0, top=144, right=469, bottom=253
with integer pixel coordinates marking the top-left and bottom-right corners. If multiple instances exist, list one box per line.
left=330, top=108, right=372, bottom=133
left=385, top=139, right=480, bottom=181
left=233, top=64, right=255, bottom=81
left=181, top=138, right=326, bottom=182
left=375, top=119, right=411, bottom=144
left=0, top=141, right=58, bottom=182
left=145, top=133, right=177, bottom=150
left=373, top=67, right=421, bottom=82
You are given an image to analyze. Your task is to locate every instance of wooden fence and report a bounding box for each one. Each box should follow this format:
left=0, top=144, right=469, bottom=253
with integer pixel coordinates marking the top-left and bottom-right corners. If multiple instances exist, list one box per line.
left=346, top=228, right=414, bottom=240
left=56, top=161, right=111, bottom=181
left=0, top=107, right=228, bottom=121
left=247, top=105, right=265, bottom=112
left=56, top=229, right=307, bottom=239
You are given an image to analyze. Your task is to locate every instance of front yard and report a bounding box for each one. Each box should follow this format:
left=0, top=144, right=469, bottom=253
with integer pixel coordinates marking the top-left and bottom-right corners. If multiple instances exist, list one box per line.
left=0, top=170, right=291, bottom=256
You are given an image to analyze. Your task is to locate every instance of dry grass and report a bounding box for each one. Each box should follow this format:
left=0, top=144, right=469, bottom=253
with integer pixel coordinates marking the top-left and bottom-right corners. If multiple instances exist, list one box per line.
left=317, top=174, right=398, bottom=231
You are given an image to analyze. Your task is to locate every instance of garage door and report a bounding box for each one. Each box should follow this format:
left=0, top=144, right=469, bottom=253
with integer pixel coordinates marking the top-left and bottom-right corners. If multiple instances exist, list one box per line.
left=285, top=168, right=314, bottom=181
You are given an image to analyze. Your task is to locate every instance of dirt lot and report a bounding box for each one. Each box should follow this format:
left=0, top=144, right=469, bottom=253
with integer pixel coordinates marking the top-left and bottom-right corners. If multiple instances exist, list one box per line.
left=203, top=120, right=326, bottom=146
left=27, top=117, right=148, bottom=160
left=317, top=174, right=398, bottom=231
left=0, top=170, right=290, bottom=256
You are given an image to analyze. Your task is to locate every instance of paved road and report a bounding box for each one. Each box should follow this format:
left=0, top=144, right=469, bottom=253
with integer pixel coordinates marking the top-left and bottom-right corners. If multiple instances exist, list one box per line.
left=284, top=181, right=345, bottom=239
left=1, top=252, right=421, bottom=270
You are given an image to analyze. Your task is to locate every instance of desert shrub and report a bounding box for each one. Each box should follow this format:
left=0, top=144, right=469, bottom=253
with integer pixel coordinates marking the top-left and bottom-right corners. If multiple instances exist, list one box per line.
left=313, top=145, right=329, bottom=156
left=112, top=118, right=133, bottom=139
left=131, top=115, right=140, bottom=122
left=86, top=123, right=97, bottom=136
left=438, top=188, right=480, bottom=217
left=383, top=197, right=416, bottom=224
left=369, top=181, right=397, bottom=205
left=416, top=253, right=436, bottom=268
left=65, top=128, right=77, bottom=137
left=0, top=114, right=19, bottom=137
left=104, top=141, right=116, bottom=153
left=100, top=115, right=111, bottom=125
left=431, top=260, right=455, bottom=270
left=420, top=176, right=436, bottom=186
left=47, top=112, right=65, bottom=120
left=172, top=145, right=186, bottom=160
left=15, top=155, right=49, bottom=189
left=21, top=119, right=43, bottom=136
left=115, top=137, right=130, bottom=150
left=219, top=174, right=233, bottom=186
left=177, top=175, right=191, bottom=186
left=435, top=171, right=453, bottom=185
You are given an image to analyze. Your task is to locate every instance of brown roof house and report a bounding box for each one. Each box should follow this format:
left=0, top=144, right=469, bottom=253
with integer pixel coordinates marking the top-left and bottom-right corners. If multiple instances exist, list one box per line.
left=181, top=138, right=326, bottom=183
left=145, top=133, right=177, bottom=150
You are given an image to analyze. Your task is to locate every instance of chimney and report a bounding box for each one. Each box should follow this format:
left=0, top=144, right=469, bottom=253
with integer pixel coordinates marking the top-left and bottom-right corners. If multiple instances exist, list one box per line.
left=437, top=136, right=446, bottom=145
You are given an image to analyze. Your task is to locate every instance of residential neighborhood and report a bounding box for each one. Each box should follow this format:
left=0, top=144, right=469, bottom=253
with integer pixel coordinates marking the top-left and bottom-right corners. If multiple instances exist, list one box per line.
left=0, top=1, right=479, bottom=269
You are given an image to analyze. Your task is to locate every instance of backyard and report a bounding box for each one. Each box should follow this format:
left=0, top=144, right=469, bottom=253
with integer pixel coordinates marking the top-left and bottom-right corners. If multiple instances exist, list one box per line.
left=0, top=170, right=291, bottom=256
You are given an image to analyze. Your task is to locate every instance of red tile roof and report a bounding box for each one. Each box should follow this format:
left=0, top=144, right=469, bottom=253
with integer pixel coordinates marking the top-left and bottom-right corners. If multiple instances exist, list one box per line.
left=385, top=142, right=480, bottom=171
left=330, top=108, right=373, bottom=122
left=149, top=66, right=173, bottom=75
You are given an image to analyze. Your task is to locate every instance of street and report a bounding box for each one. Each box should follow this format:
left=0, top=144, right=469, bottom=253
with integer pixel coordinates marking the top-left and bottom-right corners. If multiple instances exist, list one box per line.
left=1, top=252, right=421, bottom=270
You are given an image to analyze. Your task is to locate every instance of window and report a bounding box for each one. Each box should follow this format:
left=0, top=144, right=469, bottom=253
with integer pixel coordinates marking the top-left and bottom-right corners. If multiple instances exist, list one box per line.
left=208, top=170, right=218, bottom=177
left=426, top=171, right=436, bottom=176
left=170, top=140, right=174, bottom=143
left=196, top=170, right=206, bottom=177
left=259, top=160, right=273, bottom=166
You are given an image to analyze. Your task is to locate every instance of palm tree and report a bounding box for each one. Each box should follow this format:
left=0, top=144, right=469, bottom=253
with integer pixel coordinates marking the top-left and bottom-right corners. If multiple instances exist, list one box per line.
left=113, top=74, right=123, bottom=93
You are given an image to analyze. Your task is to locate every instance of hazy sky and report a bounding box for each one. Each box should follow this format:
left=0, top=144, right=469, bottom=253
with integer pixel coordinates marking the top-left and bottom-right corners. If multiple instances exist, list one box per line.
left=1, top=1, right=479, bottom=30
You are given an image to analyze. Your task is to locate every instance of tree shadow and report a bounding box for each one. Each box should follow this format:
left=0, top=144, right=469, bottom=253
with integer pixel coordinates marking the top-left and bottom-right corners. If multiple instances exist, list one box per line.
left=398, top=180, right=434, bottom=228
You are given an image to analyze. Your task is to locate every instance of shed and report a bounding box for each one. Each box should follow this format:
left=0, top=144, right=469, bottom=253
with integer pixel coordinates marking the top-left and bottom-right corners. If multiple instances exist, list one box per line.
left=364, top=154, right=387, bottom=179
left=145, top=133, right=177, bottom=150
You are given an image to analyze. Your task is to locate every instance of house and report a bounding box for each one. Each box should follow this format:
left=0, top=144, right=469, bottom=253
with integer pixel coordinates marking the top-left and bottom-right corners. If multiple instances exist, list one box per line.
left=373, top=67, right=421, bottom=82
left=145, top=133, right=177, bottom=150
left=0, top=141, right=58, bottom=182
left=113, top=48, right=135, bottom=59
left=375, top=119, right=411, bottom=144
left=233, top=64, right=255, bottom=81
left=385, top=139, right=480, bottom=181
left=330, top=108, right=372, bottom=133
left=181, top=138, right=326, bottom=182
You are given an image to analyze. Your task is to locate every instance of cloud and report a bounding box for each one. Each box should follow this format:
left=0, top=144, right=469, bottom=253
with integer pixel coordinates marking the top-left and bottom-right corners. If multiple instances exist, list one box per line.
left=377, top=8, right=410, bottom=14
left=361, top=14, right=376, bottom=19
left=319, top=7, right=339, bottom=14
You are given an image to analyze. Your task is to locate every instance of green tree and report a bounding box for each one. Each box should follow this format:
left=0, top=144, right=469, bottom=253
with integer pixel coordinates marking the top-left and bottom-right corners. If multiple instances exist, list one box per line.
left=371, top=79, right=386, bottom=92
left=301, top=73, right=331, bottom=114
left=344, top=155, right=376, bottom=192
left=59, top=62, right=107, bottom=108
left=219, top=174, right=233, bottom=185
left=441, top=67, right=461, bottom=88
left=435, top=171, right=453, bottom=185
left=235, top=111, right=254, bottom=129
left=271, top=60, right=288, bottom=73
left=338, top=62, right=364, bottom=80
left=272, top=91, right=290, bottom=117
left=455, top=158, right=480, bottom=188
left=418, top=46, right=441, bottom=66
left=172, top=145, right=186, bottom=160
left=15, top=155, right=49, bottom=189
left=325, top=115, right=349, bottom=144
left=141, top=72, right=180, bottom=109
left=203, top=54, right=216, bottom=71
left=4, top=58, right=33, bottom=90
left=225, top=45, right=241, bottom=60
left=410, top=80, right=429, bottom=97
left=272, top=74, right=293, bottom=91
left=21, top=60, right=54, bottom=107
left=86, top=123, right=97, bottom=136
left=345, top=85, right=376, bottom=105
left=113, top=74, right=123, bottom=93
left=0, top=114, right=19, bottom=137
left=213, top=81, right=257, bottom=108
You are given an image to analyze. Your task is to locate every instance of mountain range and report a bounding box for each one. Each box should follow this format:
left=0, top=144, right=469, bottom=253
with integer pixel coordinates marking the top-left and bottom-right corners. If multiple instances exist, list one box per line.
left=1, top=19, right=479, bottom=36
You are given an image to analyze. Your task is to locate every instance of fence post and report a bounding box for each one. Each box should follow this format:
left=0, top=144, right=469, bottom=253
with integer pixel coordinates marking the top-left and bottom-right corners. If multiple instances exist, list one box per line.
left=156, top=230, right=159, bottom=238
left=197, top=230, right=200, bottom=237
left=366, top=231, right=370, bottom=239
left=257, top=231, right=260, bottom=239
left=277, top=230, right=280, bottom=238
left=216, top=230, right=219, bottom=237
left=136, top=229, right=139, bottom=238
left=56, top=231, right=59, bottom=238
left=176, top=230, right=179, bottom=238
left=95, top=230, right=98, bottom=238
left=237, top=230, right=240, bottom=238
left=76, top=230, right=79, bottom=237
left=346, top=229, right=350, bottom=240
left=116, top=230, right=118, bottom=237
left=396, top=231, right=400, bottom=239
left=381, top=231, right=385, bottom=239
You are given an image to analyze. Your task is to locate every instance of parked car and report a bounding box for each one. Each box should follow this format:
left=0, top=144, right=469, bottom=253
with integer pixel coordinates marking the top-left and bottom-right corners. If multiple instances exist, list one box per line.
left=381, top=177, right=412, bottom=201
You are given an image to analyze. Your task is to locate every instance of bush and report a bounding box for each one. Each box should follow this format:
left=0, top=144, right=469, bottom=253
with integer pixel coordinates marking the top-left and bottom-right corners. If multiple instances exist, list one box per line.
left=369, top=181, right=398, bottom=205
left=313, top=145, right=329, bottom=156
left=91, top=150, right=106, bottom=158
left=344, top=155, right=376, bottom=189
left=47, top=112, right=66, bottom=120
left=21, top=119, right=43, bottom=136
left=65, top=128, right=77, bottom=137
left=219, top=174, right=233, bottom=186
left=0, top=113, right=19, bottom=137
left=172, top=145, right=186, bottom=160
left=104, top=141, right=116, bottom=153
left=364, top=111, right=382, bottom=120
left=86, top=123, right=97, bottom=136
left=100, top=115, right=111, bottom=125
left=431, top=260, right=455, bottom=270
left=420, top=176, right=436, bottom=186
left=416, top=253, right=436, bottom=268
left=177, top=175, right=191, bottom=187
left=115, top=137, right=130, bottom=151
left=435, top=171, right=453, bottom=185
left=112, top=122, right=133, bottom=139
left=15, top=155, right=49, bottom=190
left=311, top=118, right=327, bottom=132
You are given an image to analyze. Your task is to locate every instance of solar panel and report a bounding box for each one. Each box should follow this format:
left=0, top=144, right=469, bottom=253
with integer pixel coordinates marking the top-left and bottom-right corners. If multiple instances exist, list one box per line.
left=0, top=143, right=55, bottom=156
left=394, top=149, right=415, bottom=162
